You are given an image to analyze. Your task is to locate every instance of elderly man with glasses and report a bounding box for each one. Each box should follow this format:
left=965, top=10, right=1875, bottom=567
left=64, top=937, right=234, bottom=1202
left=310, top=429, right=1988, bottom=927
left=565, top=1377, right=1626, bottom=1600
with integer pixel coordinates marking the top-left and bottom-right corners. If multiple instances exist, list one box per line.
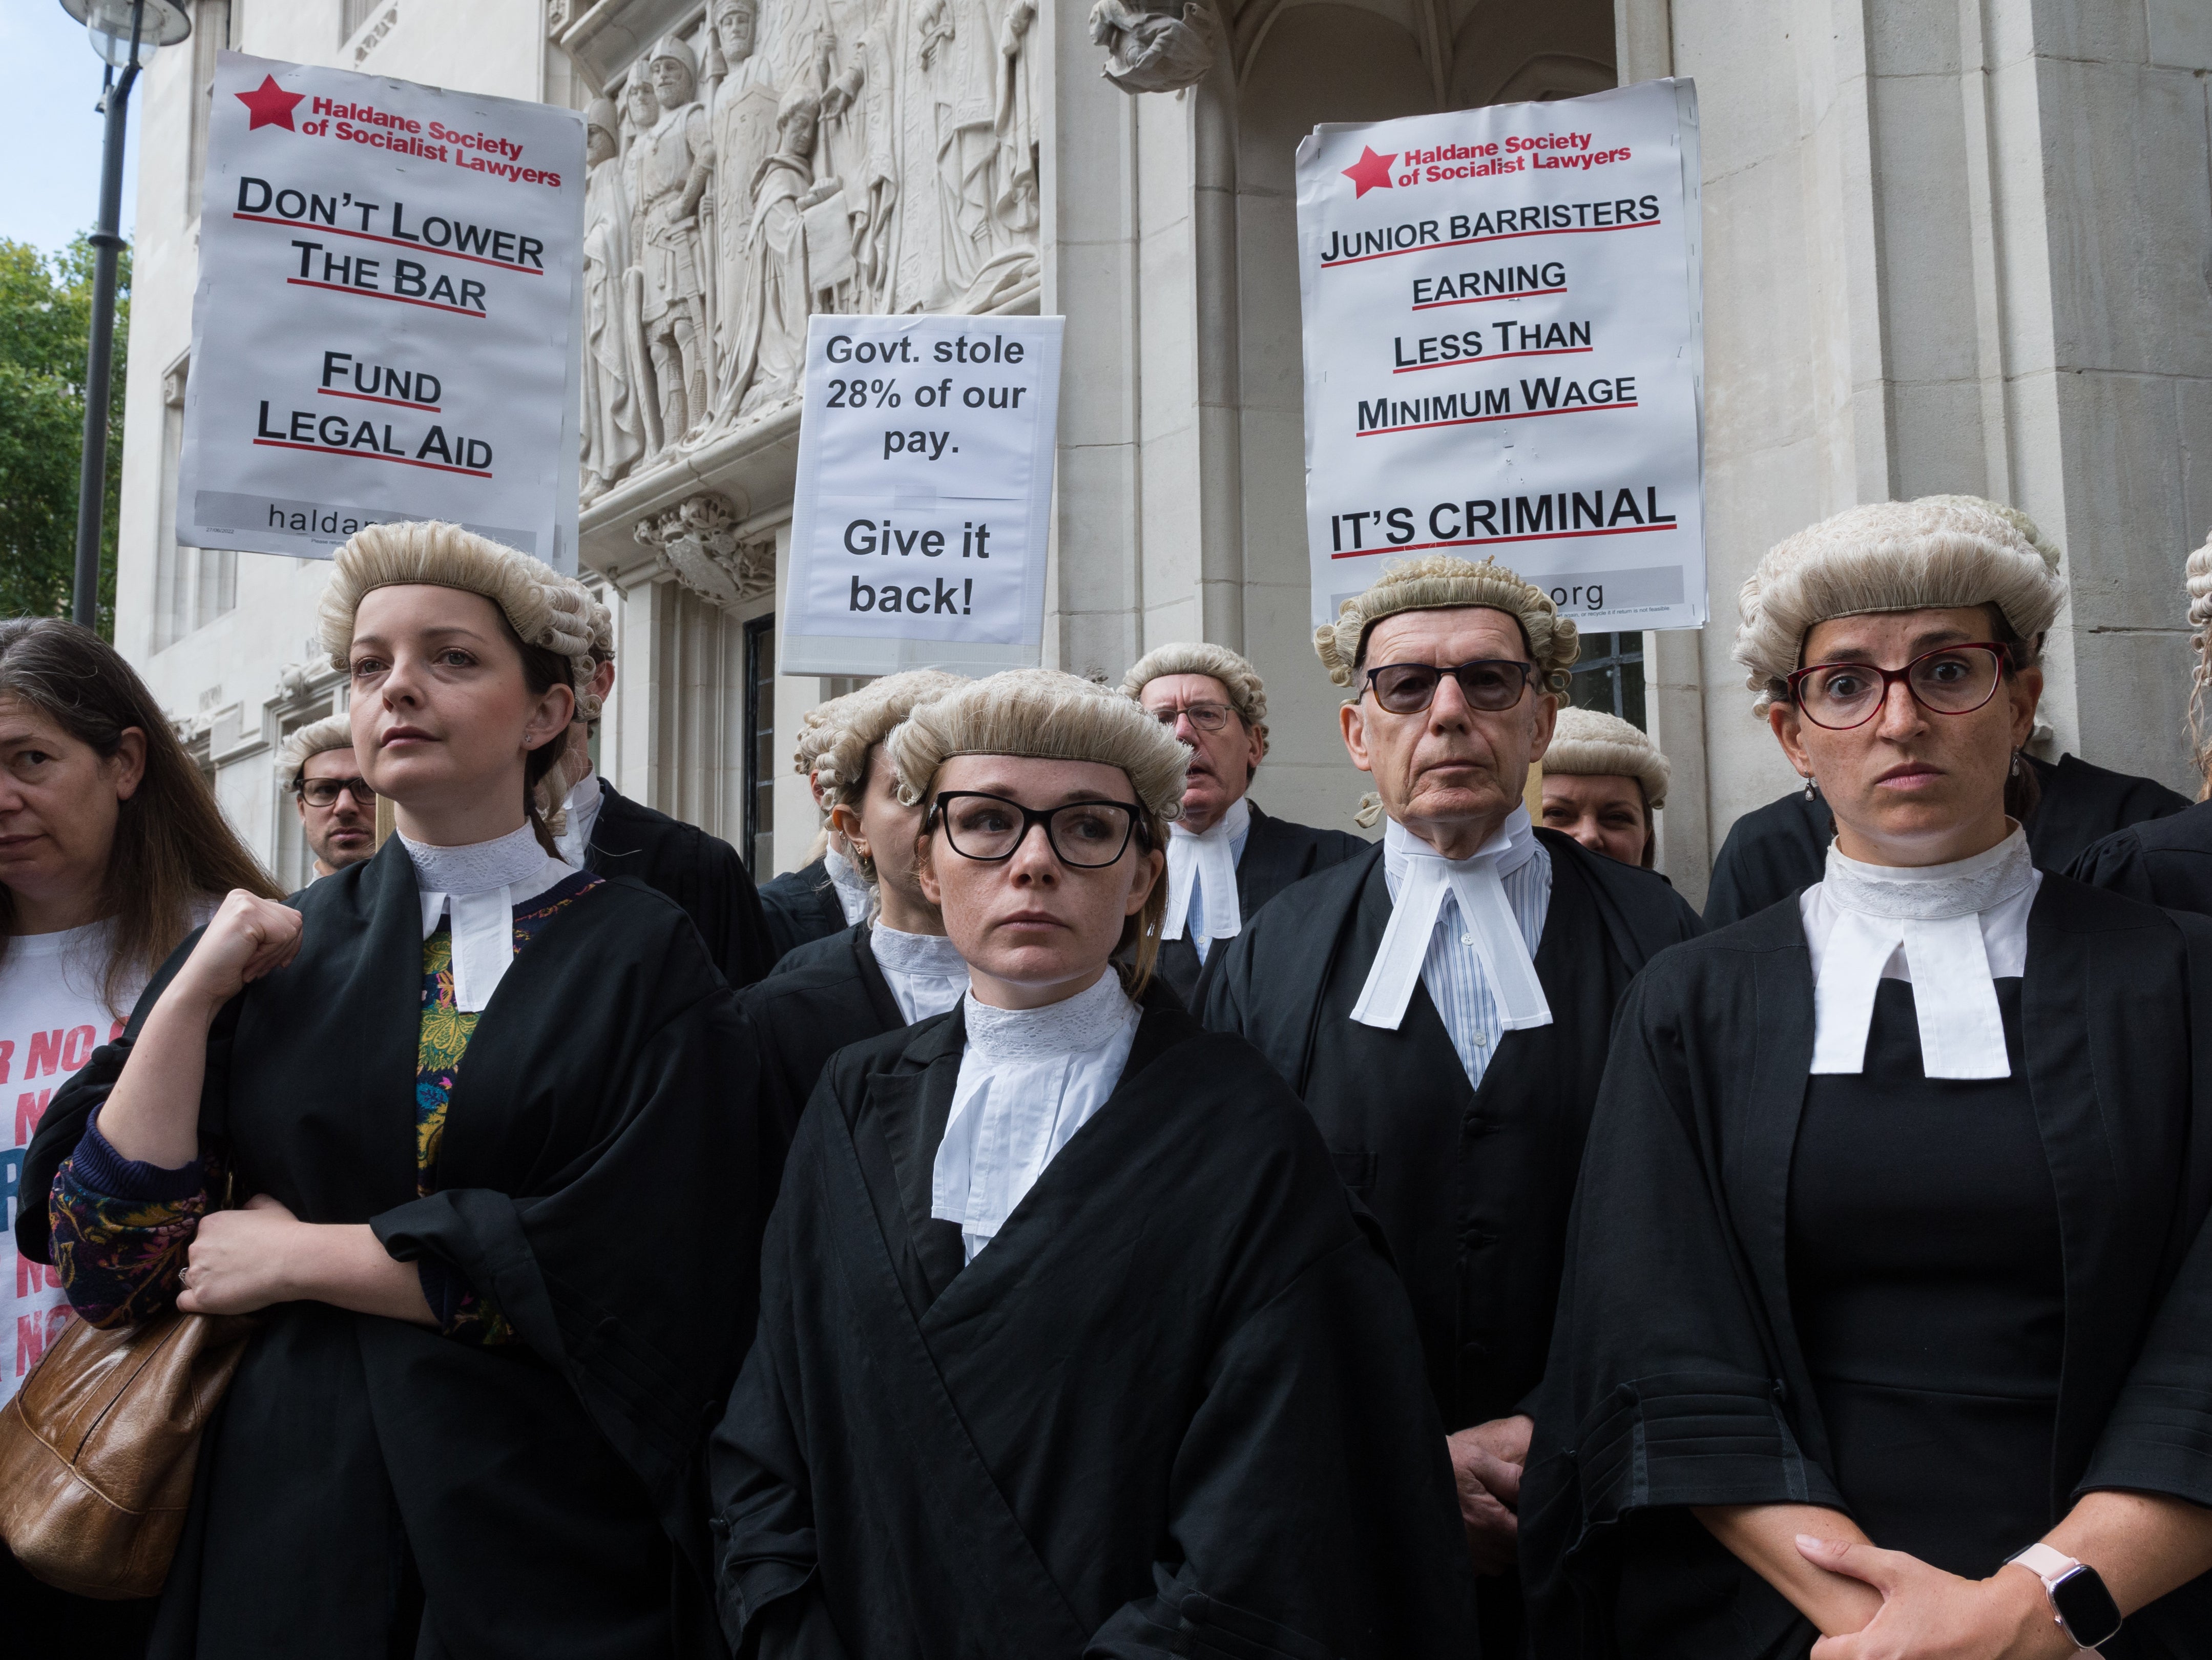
left=279, top=714, right=375, bottom=880
left=1200, top=555, right=1701, bottom=1654
left=1120, top=642, right=1368, bottom=1004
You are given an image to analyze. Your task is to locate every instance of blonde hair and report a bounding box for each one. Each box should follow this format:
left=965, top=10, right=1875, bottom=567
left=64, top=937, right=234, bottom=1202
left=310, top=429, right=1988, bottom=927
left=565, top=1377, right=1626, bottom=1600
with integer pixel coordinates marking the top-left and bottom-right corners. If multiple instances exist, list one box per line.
left=812, top=670, right=968, bottom=879
left=1734, top=495, right=2064, bottom=716
left=1120, top=641, right=1270, bottom=749
left=1544, top=707, right=1670, bottom=810
left=276, top=712, right=355, bottom=785
left=1314, top=554, right=1579, bottom=694
left=886, top=669, right=1186, bottom=995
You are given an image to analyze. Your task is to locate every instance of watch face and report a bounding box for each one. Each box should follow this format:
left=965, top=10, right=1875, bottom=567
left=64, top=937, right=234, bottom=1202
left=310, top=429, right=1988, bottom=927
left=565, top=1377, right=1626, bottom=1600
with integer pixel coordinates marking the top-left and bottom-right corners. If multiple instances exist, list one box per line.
left=2052, top=1565, right=2124, bottom=1648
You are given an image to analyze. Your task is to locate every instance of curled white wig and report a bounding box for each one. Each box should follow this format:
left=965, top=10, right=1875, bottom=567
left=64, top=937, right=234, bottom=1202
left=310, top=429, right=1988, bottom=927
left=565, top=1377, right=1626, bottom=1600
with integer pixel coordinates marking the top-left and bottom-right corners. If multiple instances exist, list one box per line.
left=318, top=521, right=601, bottom=719
left=275, top=713, right=355, bottom=786
left=1120, top=641, right=1269, bottom=744
left=1315, top=554, right=1579, bottom=693
left=2186, top=531, right=2212, bottom=774
left=812, top=669, right=969, bottom=817
left=1733, top=495, right=2065, bottom=716
left=1543, top=707, right=1670, bottom=810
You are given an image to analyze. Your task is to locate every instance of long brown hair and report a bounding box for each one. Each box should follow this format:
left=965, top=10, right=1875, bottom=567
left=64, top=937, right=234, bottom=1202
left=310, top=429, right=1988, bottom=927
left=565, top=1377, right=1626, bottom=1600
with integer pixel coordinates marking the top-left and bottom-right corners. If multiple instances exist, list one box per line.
left=0, top=619, right=281, bottom=1011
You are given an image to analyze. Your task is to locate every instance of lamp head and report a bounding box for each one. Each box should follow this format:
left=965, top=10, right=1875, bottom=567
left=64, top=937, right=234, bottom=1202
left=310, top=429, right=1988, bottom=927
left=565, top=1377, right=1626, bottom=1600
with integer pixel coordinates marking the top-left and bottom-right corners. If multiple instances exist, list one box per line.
left=60, top=0, right=191, bottom=70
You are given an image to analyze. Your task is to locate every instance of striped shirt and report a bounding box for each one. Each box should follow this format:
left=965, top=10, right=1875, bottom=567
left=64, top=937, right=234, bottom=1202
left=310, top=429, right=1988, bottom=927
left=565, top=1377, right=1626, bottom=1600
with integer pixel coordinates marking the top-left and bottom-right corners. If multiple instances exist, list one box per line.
left=1381, top=817, right=1553, bottom=1087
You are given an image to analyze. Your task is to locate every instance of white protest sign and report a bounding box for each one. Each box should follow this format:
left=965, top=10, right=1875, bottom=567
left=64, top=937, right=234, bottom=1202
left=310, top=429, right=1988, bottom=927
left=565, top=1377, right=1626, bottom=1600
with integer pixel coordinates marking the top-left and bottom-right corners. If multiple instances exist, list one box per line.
left=178, top=52, right=585, bottom=569
left=1297, top=78, right=1704, bottom=632
left=781, top=315, right=1063, bottom=677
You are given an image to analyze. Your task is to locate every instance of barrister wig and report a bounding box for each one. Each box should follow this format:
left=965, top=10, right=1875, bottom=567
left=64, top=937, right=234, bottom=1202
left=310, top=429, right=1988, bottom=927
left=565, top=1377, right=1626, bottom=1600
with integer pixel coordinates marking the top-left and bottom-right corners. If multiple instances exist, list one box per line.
left=1733, top=494, right=2065, bottom=716
left=813, top=671, right=970, bottom=817
left=275, top=713, right=356, bottom=787
left=886, top=669, right=1188, bottom=994
left=2186, top=531, right=2212, bottom=779
left=1543, top=707, right=1671, bottom=812
left=1314, top=554, right=1580, bottom=693
left=318, top=521, right=602, bottom=720
left=1120, top=641, right=1270, bottom=750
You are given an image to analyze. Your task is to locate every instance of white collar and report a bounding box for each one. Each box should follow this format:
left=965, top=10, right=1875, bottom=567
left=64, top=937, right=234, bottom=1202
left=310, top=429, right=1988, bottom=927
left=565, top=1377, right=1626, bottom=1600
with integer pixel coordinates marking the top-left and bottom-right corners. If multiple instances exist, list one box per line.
left=1807, top=826, right=2035, bottom=1079
left=401, top=823, right=573, bottom=1014
left=963, top=970, right=1134, bottom=1064
left=1162, top=794, right=1250, bottom=943
left=555, top=771, right=604, bottom=865
left=870, top=923, right=967, bottom=978
left=1353, top=808, right=1551, bottom=1033
left=824, top=845, right=872, bottom=926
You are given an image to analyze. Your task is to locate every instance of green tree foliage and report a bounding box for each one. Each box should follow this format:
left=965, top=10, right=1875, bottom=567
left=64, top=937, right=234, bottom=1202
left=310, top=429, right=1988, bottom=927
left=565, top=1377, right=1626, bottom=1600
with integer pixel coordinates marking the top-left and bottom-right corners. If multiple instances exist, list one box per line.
left=0, top=235, right=129, bottom=635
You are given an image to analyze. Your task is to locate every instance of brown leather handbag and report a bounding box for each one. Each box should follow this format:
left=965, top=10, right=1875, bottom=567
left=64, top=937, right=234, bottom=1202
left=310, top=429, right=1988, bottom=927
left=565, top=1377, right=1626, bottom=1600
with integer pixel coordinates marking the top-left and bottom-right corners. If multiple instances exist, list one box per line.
left=0, top=1305, right=254, bottom=1599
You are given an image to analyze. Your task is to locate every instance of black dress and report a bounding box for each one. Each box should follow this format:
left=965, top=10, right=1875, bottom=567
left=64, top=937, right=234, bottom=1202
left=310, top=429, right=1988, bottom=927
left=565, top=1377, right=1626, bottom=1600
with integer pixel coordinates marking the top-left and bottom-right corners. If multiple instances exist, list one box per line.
left=18, top=842, right=787, bottom=1659
left=710, top=985, right=1480, bottom=1658
left=583, top=779, right=777, bottom=987
left=758, top=857, right=851, bottom=967
left=1702, top=754, right=2189, bottom=926
left=1153, top=801, right=1369, bottom=1007
left=2070, top=797, right=2212, bottom=916
left=1522, top=878, right=2212, bottom=1660
left=737, top=921, right=907, bottom=1115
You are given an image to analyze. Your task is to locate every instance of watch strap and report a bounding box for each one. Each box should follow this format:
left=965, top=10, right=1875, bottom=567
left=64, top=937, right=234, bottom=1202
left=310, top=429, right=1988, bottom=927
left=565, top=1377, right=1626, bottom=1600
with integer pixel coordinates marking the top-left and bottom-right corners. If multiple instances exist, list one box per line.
left=2007, top=1542, right=2078, bottom=1585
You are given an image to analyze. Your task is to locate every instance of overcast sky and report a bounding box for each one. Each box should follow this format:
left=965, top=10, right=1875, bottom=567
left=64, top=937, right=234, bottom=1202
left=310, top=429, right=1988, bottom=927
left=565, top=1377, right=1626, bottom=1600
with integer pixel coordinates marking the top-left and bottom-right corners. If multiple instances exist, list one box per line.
left=4, top=1, right=143, bottom=259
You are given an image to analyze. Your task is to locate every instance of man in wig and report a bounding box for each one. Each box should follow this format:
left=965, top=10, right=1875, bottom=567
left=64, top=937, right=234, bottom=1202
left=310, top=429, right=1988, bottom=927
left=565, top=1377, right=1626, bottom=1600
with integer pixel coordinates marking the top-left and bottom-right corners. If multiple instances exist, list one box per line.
left=279, top=713, right=375, bottom=880
left=1200, top=554, right=1701, bottom=1650
left=1121, top=641, right=1367, bottom=1004
left=712, top=668, right=1476, bottom=1659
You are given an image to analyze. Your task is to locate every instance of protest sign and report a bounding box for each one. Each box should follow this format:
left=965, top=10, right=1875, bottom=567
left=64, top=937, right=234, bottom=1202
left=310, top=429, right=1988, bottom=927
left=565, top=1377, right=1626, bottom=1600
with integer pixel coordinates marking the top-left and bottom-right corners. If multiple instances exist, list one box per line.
left=781, top=315, right=1063, bottom=677
left=1296, top=78, right=1704, bottom=632
left=178, top=52, right=585, bottom=570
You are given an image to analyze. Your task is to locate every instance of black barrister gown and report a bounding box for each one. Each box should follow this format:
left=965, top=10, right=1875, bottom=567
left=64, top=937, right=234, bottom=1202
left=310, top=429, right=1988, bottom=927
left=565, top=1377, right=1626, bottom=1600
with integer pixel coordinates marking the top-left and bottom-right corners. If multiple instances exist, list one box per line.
left=586, top=778, right=778, bottom=988
left=1154, top=800, right=1369, bottom=1007
left=737, top=922, right=906, bottom=1113
left=1702, top=753, right=2188, bottom=926
left=2070, top=796, right=2212, bottom=916
left=17, top=842, right=786, bottom=1659
left=708, top=984, right=1481, bottom=1659
left=758, top=857, right=850, bottom=967
left=1520, top=878, right=2212, bottom=1659
left=1200, top=829, right=1701, bottom=1650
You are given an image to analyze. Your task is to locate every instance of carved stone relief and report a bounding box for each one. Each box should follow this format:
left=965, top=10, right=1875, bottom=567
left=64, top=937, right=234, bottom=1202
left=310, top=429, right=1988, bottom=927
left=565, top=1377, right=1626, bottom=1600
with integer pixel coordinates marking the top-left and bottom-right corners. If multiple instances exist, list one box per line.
left=571, top=0, right=1045, bottom=505
left=635, top=490, right=776, bottom=606
left=1089, top=0, right=1219, bottom=95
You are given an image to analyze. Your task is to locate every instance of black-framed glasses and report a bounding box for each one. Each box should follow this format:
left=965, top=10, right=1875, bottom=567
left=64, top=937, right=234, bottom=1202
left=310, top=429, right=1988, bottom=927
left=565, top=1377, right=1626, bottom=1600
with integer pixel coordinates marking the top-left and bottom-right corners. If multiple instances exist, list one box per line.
left=1363, top=658, right=1536, bottom=715
left=1786, top=643, right=2010, bottom=731
left=296, top=776, right=378, bottom=808
left=932, top=791, right=1145, bottom=868
left=1147, top=701, right=1239, bottom=734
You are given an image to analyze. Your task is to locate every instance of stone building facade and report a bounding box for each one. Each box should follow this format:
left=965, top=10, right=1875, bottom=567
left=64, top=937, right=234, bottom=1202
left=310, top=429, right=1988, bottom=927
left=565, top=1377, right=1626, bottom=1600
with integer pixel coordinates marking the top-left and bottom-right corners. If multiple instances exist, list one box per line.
left=113, top=1, right=2212, bottom=906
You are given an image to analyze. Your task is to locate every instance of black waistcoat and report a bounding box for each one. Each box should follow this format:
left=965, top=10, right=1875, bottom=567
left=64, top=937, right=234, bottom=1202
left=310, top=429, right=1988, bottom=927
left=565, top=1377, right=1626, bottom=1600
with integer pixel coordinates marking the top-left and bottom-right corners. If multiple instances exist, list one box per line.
left=1299, top=849, right=1631, bottom=1431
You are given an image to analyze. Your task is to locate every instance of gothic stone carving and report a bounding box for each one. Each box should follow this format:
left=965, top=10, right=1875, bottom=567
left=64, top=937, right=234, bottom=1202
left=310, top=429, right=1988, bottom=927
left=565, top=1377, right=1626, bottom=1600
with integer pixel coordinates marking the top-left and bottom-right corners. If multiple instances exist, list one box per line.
left=1088, top=0, right=1220, bottom=95
left=636, top=491, right=775, bottom=606
left=573, top=0, right=1045, bottom=502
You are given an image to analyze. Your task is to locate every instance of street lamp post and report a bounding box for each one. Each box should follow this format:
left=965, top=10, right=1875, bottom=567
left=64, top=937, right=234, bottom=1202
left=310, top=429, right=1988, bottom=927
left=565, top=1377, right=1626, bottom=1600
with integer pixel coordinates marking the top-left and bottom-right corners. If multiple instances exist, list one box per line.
left=60, top=0, right=191, bottom=631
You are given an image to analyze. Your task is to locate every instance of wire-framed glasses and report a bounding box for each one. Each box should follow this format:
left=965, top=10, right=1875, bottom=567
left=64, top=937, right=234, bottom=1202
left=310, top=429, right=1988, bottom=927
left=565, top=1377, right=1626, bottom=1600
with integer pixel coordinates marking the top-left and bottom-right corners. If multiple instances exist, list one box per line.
left=297, top=776, right=378, bottom=807
left=1786, top=643, right=2010, bottom=731
left=1363, top=658, right=1536, bottom=715
left=932, top=791, right=1144, bottom=867
left=1146, top=701, right=1238, bottom=733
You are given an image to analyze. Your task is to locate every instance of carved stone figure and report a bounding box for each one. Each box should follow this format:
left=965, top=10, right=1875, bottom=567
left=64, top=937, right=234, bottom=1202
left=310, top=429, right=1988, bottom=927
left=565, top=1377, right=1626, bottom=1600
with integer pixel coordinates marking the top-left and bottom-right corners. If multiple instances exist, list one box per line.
left=733, top=89, right=841, bottom=417
left=1089, top=0, right=1221, bottom=95
left=580, top=99, right=646, bottom=502
left=635, top=37, right=717, bottom=445
left=815, top=0, right=904, bottom=315
left=636, top=491, right=774, bottom=606
left=705, top=0, right=783, bottom=417
left=995, top=0, right=1040, bottom=239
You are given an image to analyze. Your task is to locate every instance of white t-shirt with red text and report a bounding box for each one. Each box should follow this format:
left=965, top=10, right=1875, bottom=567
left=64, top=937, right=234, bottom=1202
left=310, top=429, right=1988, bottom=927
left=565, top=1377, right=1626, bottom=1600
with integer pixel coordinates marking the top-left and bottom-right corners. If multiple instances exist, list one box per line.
left=1, top=923, right=138, bottom=1404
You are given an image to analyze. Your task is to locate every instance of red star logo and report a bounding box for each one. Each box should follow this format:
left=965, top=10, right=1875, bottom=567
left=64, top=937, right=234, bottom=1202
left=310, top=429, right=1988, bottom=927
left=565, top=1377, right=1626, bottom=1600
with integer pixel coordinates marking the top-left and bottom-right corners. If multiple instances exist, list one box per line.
left=235, top=74, right=306, bottom=133
left=1342, top=145, right=1397, bottom=198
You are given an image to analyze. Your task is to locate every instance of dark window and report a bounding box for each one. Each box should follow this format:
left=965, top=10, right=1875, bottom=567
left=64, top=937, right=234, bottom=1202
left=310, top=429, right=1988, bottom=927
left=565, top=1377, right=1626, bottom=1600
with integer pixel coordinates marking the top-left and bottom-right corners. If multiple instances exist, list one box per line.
left=743, top=614, right=777, bottom=875
left=1568, top=631, right=1646, bottom=729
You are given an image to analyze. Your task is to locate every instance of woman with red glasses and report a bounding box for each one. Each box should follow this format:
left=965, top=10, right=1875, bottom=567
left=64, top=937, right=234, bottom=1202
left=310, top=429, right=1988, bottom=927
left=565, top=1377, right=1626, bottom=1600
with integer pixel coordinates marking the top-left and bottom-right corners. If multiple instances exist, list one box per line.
left=1524, top=497, right=2212, bottom=1659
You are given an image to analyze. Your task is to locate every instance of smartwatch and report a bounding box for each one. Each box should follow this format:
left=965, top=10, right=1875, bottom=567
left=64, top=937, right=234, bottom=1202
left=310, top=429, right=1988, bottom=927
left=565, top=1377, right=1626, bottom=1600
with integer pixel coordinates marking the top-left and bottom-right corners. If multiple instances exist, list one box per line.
left=2005, top=1543, right=2123, bottom=1650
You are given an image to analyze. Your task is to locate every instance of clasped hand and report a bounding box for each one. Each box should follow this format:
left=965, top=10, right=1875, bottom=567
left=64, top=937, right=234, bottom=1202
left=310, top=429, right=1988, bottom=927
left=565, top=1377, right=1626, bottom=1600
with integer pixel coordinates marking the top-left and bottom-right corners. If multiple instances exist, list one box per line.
left=171, top=889, right=304, bottom=1014
left=176, top=1193, right=306, bottom=1316
left=1447, top=1414, right=1531, bottom=1576
left=1796, top=1536, right=2076, bottom=1660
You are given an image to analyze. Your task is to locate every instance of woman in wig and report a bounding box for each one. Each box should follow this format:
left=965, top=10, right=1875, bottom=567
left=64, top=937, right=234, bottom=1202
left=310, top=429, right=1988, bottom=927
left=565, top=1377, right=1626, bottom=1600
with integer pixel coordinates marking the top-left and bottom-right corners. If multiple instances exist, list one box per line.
left=2070, top=528, right=2212, bottom=911
left=757, top=689, right=882, bottom=963
left=1537, top=706, right=1670, bottom=868
left=1522, top=497, right=2212, bottom=1657
left=19, top=522, right=782, bottom=1657
left=740, top=668, right=969, bottom=1108
left=710, top=668, right=1477, bottom=1659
